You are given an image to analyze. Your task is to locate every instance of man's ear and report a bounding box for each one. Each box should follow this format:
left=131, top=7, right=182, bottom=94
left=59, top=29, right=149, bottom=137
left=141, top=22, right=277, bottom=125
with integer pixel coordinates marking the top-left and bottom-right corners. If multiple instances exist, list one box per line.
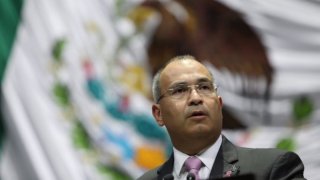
left=152, top=104, right=164, bottom=126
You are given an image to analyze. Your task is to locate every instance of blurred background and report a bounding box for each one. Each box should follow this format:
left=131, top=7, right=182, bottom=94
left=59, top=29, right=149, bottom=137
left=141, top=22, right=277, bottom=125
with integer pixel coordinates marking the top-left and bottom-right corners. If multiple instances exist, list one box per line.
left=1, top=0, right=320, bottom=179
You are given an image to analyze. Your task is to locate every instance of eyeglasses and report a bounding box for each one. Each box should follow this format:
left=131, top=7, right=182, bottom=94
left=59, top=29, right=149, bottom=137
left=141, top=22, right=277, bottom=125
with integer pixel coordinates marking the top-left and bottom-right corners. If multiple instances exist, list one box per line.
left=157, top=81, right=217, bottom=103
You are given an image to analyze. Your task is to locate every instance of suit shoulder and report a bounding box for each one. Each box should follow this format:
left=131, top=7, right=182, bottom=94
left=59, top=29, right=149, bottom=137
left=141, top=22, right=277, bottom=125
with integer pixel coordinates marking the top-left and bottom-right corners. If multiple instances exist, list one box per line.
left=234, top=146, right=305, bottom=179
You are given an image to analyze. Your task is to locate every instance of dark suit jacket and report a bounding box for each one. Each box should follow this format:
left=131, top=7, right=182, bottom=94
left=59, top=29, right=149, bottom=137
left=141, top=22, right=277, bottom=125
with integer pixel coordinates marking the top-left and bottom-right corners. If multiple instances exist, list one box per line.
left=137, top=135, right=305, bottom=180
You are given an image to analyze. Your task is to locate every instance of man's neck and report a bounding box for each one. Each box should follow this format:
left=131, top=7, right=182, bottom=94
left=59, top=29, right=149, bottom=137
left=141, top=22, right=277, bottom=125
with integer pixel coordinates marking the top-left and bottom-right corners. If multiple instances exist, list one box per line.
left=173, top=134, right=220, bottom=155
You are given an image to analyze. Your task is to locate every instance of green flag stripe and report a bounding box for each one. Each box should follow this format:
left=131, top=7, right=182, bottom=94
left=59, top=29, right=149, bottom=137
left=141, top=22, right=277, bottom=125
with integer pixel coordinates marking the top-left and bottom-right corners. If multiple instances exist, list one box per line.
left=0, top=0, right=23, bottom=82
left=0, top=0, right=23, bottom=153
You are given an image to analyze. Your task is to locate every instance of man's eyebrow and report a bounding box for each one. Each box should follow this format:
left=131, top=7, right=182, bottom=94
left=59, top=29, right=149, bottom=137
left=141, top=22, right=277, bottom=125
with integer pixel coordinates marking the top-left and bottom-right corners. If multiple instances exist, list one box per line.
left=169, top=81, right=188, bottom=88
left=196, top=78, right=212, bottom=83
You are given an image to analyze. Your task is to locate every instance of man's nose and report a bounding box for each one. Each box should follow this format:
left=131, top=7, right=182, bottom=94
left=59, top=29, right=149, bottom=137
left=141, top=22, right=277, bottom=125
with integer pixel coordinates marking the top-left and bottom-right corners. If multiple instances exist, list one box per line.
left=188, top=88, right=203, bottom=106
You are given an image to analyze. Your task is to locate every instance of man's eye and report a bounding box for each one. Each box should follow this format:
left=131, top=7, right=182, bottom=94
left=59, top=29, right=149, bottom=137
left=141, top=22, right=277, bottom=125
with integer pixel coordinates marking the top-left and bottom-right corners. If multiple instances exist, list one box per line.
left=198, top=84, right=211, bottom=90
left=171, top=87, right=188, bottom=95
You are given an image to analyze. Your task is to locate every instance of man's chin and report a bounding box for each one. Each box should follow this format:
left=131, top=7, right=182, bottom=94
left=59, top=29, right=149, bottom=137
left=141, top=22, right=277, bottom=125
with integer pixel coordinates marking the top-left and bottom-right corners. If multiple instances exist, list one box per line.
left=189, top=125, right=212, bottom=135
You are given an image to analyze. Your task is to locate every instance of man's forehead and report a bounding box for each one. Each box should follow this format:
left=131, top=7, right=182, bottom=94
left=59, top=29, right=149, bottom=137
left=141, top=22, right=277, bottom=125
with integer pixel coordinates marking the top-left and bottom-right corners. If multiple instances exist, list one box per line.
left=163, top=59, right=206, bottom=73
left=163, top=59, right=209, bottom=74
left=160, top=60, right=212, bottom=85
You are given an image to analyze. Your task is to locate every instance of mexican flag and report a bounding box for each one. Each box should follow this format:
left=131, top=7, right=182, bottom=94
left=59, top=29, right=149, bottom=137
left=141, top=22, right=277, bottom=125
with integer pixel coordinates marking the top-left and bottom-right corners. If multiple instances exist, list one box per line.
left=1, top=0, right=320, bottom=180
left=0, top=0, right=169, bottom=179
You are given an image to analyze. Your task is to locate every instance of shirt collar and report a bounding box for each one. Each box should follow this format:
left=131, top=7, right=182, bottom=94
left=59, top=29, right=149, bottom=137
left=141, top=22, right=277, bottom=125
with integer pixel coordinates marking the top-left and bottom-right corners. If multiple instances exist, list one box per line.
left=173, top=135, right=222, bottom=176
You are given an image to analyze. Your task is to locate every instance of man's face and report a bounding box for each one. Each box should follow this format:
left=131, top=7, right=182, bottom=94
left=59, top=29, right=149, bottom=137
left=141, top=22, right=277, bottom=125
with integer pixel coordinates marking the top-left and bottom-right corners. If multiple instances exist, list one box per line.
left=152, top=60, right=223, bottom=144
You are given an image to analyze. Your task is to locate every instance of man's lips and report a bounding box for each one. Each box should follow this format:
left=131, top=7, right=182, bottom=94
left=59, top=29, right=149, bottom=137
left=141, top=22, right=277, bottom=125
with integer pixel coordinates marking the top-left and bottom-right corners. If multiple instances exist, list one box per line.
left=187, top=110, right=208, bottom=118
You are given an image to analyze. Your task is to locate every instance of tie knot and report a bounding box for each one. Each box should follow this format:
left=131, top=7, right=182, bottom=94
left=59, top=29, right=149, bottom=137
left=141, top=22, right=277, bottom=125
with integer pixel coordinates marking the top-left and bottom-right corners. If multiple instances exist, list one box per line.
left=185, top=156, right=202, bottom=171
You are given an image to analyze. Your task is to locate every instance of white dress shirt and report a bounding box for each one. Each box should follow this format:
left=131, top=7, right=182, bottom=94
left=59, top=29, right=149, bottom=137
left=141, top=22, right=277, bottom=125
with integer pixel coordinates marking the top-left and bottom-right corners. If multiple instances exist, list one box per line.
left=172, top=135, right=222, bottom=180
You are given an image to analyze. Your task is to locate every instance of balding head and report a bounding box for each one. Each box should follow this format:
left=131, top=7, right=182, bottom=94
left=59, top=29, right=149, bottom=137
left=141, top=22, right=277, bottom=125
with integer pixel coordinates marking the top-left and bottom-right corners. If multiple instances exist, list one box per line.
left=152, top=55, right=214, bottom=103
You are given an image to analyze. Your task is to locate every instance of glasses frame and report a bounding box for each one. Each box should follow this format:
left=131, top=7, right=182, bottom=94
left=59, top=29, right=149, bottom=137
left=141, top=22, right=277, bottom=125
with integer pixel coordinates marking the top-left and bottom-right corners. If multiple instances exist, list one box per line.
left=156, top=82, right=218, bottom=103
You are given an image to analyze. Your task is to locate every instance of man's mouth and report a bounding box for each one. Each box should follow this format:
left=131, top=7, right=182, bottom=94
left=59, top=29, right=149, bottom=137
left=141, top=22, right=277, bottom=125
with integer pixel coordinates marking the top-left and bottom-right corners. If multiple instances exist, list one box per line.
left=189, top=110, right=207, bottom=118
left=191, top=111, right=205, bottom=116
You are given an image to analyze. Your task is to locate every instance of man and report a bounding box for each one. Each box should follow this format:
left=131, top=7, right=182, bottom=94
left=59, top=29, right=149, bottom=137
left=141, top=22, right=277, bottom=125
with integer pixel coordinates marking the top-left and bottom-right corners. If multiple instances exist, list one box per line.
left=137, top=55, right=305, bottom=180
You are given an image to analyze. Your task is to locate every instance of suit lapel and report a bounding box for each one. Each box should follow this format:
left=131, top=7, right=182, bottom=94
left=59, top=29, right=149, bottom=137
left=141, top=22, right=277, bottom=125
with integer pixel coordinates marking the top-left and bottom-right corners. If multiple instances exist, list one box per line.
left=157, top=154, right=174, bottom=180
left=209, top=145, right=224, bottom=178
left=209, top=135, right=240, bottom=179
